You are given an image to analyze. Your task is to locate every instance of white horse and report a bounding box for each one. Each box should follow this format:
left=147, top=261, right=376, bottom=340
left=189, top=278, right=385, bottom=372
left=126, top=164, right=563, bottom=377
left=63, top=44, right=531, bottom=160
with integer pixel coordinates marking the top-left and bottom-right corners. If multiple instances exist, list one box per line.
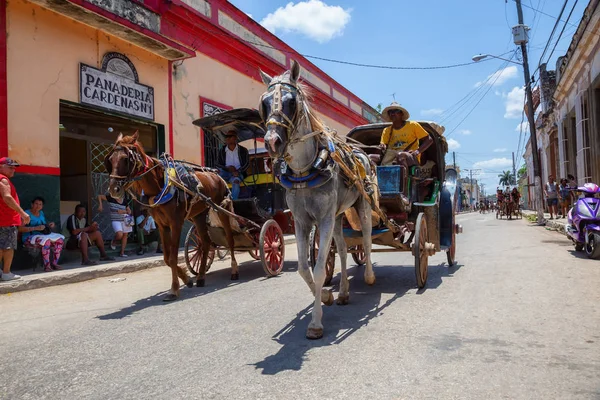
left=259, top=61, right=376, bottom=339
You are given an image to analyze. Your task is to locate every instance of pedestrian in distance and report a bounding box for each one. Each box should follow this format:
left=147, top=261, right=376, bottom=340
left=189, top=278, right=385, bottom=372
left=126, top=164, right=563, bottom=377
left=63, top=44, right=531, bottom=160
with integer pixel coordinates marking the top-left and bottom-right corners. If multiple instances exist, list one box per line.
left=558, top=178, right=571, bottom=219
left=98, top=192, right=133, bottom=257
left=0, top=157, right=29, bottom=281
left=544, top=175, right=559, bottom=220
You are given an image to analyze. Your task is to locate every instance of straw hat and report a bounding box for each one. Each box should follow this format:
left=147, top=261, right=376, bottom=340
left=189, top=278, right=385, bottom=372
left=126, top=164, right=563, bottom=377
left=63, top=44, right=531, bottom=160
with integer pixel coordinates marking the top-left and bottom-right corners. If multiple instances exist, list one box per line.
left=382, top=102, right=410, bottom=122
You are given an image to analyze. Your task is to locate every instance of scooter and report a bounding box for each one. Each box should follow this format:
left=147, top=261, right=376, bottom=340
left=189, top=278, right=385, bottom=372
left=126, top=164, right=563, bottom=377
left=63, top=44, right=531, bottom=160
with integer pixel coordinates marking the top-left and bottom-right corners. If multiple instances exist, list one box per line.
left=566, top=183, right=600, bottom=259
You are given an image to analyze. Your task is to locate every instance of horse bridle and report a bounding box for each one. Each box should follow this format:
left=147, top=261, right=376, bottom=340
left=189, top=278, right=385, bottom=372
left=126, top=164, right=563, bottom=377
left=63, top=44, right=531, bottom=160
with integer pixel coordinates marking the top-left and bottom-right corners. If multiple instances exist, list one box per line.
left=107, top=144, right=156, bottom=184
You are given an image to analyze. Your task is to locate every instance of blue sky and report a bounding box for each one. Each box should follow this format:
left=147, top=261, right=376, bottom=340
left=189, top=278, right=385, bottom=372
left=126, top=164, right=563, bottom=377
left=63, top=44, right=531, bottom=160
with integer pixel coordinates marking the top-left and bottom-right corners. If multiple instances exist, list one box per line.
left=229, top=0, right=587, bottom=192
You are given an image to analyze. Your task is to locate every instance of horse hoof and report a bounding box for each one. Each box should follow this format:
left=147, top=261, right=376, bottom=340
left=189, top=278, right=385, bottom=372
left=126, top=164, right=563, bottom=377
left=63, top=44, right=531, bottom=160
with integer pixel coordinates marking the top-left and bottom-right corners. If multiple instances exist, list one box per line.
left=306, top=327, right=323, bottom=340
left=337, top=294, right=350, bottom=305
left=364, top=274, right=376, bottom=286
left=196, top=279, right=205, bottom=288
left=186, top=278, right=194, bottom=288
left=321, top=289, right=334, bottom=306
left=231, top=273, right=239, bottom=281
left=163, top=293, right=178, bottom=302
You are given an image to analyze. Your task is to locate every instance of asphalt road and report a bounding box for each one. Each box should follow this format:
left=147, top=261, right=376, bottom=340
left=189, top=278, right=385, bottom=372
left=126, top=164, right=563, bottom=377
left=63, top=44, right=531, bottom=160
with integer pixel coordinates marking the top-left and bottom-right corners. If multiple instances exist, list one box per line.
left=1, top=212, right=599, bottom=400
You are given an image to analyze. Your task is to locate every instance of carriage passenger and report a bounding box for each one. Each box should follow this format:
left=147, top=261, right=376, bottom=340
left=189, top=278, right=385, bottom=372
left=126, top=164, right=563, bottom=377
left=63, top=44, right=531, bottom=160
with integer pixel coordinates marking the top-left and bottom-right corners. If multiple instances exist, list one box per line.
left=378, top=102, right=433, bottom=167
left=216, top=130, right=249, bottom=200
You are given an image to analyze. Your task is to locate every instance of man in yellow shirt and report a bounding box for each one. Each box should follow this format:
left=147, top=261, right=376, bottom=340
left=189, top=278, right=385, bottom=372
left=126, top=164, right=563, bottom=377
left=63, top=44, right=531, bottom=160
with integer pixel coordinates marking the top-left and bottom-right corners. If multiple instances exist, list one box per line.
left=378, top=102, right=433, bottom=166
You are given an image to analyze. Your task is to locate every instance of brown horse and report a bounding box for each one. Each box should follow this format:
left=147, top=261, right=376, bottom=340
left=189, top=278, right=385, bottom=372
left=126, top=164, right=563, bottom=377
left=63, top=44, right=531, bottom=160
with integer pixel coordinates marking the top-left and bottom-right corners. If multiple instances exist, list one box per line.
left=105, top=132, right=239, bottom=301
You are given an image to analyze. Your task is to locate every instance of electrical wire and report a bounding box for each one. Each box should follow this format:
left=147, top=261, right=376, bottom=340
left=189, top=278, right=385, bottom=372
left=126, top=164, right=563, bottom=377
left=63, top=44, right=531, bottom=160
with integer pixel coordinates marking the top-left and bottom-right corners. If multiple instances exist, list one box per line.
left=515, top=0, right=579, bottom=28
left=545, top=0, right=579, bottom=65
left=445, top=55, right=515, bottom=137
left=180, top=10, right=493, bottom=71
left=537, top=0, right=569, bottom=69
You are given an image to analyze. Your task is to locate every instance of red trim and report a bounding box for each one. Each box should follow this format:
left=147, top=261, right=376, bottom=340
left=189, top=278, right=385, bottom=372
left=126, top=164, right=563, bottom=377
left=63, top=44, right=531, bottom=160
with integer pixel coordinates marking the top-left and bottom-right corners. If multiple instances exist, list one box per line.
left=199, top=97, right=232, bottom=165
left=0, top=0, right=7, bottom=157
left=168, top=61, right=174, bottom=156
left=160, top=3, right=369, bottom=127
left=17, top=165, right=61, bottom=176
left=67, top=0, right=194, bottom=59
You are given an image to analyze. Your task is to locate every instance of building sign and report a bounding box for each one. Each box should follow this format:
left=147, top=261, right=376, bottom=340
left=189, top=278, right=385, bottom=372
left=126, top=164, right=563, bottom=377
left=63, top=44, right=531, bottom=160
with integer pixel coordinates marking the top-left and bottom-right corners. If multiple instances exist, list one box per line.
left=80, top=53, right=154, bottom=120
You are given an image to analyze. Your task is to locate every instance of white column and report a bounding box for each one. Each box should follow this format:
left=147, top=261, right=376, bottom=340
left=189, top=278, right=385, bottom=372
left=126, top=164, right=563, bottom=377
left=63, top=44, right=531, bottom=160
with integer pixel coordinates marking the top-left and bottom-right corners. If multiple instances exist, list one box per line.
left=557, top=118, right=566, bottom=178
left=575, top=93, right=586, bottom=185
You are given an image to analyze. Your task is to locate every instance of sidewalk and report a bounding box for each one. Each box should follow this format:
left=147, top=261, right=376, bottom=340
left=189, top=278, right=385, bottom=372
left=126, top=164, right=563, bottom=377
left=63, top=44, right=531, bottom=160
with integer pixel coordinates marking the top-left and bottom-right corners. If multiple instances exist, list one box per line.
left=0, top=234, right=297, bottom=295
left=521, top=210, right=568, bottom=235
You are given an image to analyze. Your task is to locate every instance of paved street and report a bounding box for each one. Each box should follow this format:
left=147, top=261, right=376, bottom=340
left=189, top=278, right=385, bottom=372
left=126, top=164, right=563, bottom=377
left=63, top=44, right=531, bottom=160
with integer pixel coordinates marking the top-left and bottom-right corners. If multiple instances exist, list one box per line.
left=1, top=212, right=599, bottom=400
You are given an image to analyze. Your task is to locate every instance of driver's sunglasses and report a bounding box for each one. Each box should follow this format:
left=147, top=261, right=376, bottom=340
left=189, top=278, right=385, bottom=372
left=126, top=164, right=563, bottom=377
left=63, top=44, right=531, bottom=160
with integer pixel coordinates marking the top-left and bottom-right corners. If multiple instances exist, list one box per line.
left=388, top=110, right=401, bottom=116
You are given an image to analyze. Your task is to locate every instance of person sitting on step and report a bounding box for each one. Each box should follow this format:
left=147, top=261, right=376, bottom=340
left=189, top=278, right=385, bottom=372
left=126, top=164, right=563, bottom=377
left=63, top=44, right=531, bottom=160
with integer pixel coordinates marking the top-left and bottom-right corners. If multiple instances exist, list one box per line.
left=63, top=204, right=114, bottom=266
left=20, top=196, right=65, bottom=272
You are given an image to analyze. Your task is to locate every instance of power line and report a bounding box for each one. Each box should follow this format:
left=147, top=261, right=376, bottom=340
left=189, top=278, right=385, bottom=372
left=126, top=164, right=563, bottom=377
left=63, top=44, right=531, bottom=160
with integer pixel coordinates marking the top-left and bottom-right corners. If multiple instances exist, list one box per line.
left=437, top=51, right=517, bottom=126
left=545, top=0, right=579, bottom=65
left=537, top=0, right=569, bottom=70
left=181, top=10, right=493, bottom=71
left=445, top=56, right=514, bottom=137
left=515, top=0, right=579, bottom=28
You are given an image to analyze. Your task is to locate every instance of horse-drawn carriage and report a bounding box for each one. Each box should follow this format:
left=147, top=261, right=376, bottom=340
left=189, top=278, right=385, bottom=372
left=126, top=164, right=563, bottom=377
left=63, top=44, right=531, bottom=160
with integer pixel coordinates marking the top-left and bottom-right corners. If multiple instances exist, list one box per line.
left=496, top=187, right=522, bottom=220
left=309, top=121, right=462, bottom=288
left=184, top=109, right=293, bottom=277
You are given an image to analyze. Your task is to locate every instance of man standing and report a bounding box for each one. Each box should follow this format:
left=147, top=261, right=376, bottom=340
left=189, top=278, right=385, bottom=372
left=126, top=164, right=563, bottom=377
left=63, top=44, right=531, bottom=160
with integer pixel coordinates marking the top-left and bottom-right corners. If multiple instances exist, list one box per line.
left=544, top=175, right=559, bottom=220
left=378, top=102, right=433, bottom=166
left=216, top=130, right=249, bottom=200
left=0, top=157, right=30, bottom=281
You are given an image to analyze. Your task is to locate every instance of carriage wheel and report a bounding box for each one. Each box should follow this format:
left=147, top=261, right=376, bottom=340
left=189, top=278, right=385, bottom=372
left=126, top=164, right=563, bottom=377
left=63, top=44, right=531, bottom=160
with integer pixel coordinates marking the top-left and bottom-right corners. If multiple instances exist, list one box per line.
left=447, top=212, right=457, bottom=267
left=248, top=249, right=260, bottom=260
left=351, top=245, right=367, bottom=266
left=184, top=226, right=215, bottom=276
left=260, top=219, right=285, bottom=276
left=414, top=212, right=429, bottom=289
left=309, top=227, right=335, bottom=286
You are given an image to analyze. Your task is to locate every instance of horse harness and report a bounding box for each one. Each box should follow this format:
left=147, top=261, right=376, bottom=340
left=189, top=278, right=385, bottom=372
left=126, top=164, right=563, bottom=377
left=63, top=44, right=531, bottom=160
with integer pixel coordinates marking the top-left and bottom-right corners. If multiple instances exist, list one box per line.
left=108, top=146, right=260, bottom=229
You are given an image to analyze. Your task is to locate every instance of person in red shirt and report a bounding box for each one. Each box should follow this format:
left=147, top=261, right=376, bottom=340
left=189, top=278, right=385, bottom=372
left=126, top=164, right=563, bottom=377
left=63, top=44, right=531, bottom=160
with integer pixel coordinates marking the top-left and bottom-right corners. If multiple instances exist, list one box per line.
left=0, top=157, right=30, bottom=281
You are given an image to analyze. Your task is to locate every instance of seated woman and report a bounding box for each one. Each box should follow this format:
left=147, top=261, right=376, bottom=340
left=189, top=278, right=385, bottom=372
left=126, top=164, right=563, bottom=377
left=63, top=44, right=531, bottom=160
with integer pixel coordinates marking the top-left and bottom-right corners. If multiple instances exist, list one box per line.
left=20, top=196, right=65, bottom=272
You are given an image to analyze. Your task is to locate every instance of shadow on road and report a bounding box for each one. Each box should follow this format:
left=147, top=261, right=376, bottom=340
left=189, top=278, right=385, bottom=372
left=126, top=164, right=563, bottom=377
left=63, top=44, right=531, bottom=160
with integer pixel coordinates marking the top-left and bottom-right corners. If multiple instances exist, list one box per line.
left=251, top=260, right=464, bottom=375
left=96, top=261, right=297, bottom=320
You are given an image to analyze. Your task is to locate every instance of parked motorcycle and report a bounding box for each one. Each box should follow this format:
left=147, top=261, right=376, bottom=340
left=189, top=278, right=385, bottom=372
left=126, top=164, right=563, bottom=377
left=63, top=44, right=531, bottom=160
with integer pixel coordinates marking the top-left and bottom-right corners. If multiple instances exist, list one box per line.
left=566, top=183, right=600, bottom=259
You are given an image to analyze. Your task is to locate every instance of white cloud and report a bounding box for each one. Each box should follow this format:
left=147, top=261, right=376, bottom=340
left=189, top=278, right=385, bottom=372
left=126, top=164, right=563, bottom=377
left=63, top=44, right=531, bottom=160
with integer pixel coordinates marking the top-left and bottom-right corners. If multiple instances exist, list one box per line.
left=447, top=138, right=461, bottom=150
left=493, top=148, right=507, bottom=153
left=475, top=66, right=518, bottom=88
left=421, top=108, right=444, bottom=117
left=473, top=157, right=513, bottom=169
left=515, top=121, right=529, bottom=132
left=260, top=1, right=352, bottom=43
left=458, top=129, right=472, bottom=135
left=504, top=86, right=524, bottom=119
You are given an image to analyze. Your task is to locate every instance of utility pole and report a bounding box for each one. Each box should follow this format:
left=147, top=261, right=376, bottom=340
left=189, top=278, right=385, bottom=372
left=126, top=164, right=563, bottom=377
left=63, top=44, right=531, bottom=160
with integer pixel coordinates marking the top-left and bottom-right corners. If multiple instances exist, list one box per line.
left=453, top=151, right=456, bottom=170
left=515, top=0, right=544, bottom=224
left=512, top=151, right=517, bottom=185
left=464, top=169, right=481, bottom=209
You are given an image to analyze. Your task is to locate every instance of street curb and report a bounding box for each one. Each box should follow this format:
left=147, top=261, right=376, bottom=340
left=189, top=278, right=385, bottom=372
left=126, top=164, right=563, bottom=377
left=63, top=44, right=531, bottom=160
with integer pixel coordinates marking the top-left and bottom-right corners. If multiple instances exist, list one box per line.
left=0, top=255, right=183, bottom=295
left=0, top=235, right=297, bottom=295
left=521, top=211, right=567, bottom=235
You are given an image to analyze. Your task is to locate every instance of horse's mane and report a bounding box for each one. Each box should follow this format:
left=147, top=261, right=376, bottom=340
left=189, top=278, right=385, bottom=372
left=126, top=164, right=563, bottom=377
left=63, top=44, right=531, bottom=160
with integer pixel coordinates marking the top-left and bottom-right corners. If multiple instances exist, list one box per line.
left=295, top=80, right=326, bottom=134
left=116, top=134, right=150, bottom=158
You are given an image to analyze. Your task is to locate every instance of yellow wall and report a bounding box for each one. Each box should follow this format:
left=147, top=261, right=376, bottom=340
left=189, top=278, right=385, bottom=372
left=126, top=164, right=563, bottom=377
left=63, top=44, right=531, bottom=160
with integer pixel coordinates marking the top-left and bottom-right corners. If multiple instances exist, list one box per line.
left=6, top=0, right=169, bottom=167
left=171, top=52, right=354, bottom=164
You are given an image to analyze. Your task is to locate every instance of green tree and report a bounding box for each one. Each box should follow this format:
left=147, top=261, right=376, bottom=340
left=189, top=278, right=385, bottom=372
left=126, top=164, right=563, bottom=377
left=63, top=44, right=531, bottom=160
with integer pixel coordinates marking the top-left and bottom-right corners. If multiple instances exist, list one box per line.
left=498, top=170, right=515, bottom=186
left=517, top=164, right=527, bottom=180
left=375, top=103, right=383, bottom=114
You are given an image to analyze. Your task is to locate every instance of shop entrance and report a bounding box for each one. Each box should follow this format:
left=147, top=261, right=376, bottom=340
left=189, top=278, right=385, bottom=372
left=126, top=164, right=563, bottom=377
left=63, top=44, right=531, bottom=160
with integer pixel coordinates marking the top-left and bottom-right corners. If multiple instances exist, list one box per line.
left=59, top=102, right=164, bottom=240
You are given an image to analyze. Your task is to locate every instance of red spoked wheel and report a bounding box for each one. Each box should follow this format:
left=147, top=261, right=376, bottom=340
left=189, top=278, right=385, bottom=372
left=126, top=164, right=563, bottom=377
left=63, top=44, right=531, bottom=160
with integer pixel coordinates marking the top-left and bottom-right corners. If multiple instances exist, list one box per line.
left=259, top=219, right=285, bottom=276
left=184, top=226, right=215, bottom=276
left=248, top=248, right=260, bottom=260
left=351, top=245, right=367, bottom=266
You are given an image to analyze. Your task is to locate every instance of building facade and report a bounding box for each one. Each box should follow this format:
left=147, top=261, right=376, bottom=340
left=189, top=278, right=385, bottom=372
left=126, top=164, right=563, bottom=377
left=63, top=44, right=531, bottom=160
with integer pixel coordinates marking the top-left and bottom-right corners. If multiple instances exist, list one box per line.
left=1, top=0, right=378, bottom=266
left=554, top=0, right=600, bottom=187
